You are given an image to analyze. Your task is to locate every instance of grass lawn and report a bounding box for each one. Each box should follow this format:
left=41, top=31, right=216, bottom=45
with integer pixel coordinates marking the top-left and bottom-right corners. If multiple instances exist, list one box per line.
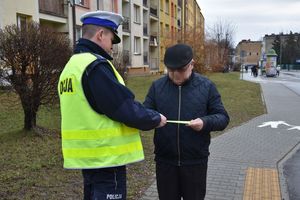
left=0, top=72, right=265, bottom=199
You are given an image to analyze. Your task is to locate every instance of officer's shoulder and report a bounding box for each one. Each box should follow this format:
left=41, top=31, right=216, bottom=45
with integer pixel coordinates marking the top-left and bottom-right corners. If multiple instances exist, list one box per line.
left=85, top=55, right=110, bottom=75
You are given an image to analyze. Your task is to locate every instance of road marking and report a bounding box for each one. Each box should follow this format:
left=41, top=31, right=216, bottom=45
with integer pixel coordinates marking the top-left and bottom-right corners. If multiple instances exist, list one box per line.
left=258, top=121, right=300, bottom=131
left=258, top=121, right=291, bottom=128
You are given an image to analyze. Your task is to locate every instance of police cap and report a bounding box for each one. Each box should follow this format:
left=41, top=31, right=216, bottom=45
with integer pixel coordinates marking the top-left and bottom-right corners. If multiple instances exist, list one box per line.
left=80, top=11, right=124, bottom=44
left=164, top=44, right=193, bottom=69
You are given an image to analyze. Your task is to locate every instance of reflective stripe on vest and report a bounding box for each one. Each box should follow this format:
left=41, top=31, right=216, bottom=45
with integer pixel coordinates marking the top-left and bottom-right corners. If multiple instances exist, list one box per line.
left=58, top=53, right=144, bottom=169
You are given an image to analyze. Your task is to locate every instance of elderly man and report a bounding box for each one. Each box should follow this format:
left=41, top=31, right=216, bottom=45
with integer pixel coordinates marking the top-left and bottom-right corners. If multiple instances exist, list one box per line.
left=144, top=44, right=229, bottom=200
left=58, top=11, right=166, bottom=200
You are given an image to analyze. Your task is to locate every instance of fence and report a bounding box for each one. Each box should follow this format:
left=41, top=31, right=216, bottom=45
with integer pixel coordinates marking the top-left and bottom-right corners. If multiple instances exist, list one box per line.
left=281, top=64, right=300, bottom=70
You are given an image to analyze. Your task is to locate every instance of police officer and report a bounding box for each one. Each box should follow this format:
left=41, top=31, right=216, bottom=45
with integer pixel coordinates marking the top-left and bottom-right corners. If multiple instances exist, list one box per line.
left=144, top=44, right=229, bottom=200
left=58, top=11, right=166, bottom=200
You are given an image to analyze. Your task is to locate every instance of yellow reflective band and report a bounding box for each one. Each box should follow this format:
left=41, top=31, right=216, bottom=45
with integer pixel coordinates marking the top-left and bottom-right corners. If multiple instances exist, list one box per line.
left=62, top=127, right=138, bottom=140
left=63, top=141, right=143, bottom=158
left=62, top=134, right=140, bottom=148
left=63, top=151, right=144, bottom=169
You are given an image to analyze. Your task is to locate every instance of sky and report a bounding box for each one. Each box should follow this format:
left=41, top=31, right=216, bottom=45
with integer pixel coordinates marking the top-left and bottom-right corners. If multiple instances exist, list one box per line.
left=197, top=0, right=300, bottom=46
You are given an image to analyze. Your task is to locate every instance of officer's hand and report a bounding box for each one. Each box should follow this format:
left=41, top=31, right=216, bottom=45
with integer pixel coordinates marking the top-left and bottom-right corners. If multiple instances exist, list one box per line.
left=157, top=114, right=167, bottom=128
left=187, top=118, right=204, bottom=131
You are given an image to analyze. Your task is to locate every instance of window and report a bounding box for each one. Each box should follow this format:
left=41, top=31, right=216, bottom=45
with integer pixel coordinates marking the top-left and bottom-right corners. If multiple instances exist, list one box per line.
left=17, top=14, right=28, bottom=31
left=75, top=26, right=82, bottom=41
left=171, top=3, right=174, bottom=17
left=160, top=22, right=164, bottom=37
left=165, top=0, right=169, bottom=14
left=134, top=37, right=141, bottom=54
left=75, top=0, right=85, bottom=6
left=165, top=24, right=169, bottom=35
left=134, top=4, right=141, bottom=24
left=160, top=0, right=164, bottom=10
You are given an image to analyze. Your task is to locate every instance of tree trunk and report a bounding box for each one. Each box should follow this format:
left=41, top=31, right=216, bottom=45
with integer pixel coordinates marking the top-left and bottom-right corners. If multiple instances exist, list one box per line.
left=24, top=108, right=37, bottom=130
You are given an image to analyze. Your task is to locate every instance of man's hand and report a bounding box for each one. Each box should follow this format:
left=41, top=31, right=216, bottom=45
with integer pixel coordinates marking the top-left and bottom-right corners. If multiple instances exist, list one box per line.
left=187, top=118, right=204, bottom=131
left=157, top=114, right=167, bottom=128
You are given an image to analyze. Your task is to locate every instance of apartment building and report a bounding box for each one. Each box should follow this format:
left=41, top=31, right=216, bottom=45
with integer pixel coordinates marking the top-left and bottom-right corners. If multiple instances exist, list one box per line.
left=235, top=39, right=262, bottom=66
left=0, top=0, right=204, bottom=75
left=262, top=33, right=300, bottom=69
left=121, top=0, right=151, bottom=75
left=179, top=0, right=205, bottom=68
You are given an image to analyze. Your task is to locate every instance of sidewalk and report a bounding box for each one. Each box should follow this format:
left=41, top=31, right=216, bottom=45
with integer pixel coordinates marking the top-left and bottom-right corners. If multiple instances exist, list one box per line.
left=141, top=72, right=300, bottom=200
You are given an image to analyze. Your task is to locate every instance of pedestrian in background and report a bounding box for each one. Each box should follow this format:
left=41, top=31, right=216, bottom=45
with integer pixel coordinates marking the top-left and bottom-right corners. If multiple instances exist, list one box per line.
left=276, top=65, right=281, bottom=76
left=58, top=11, right=167, bottom=200
left=144, top=44, right=229, bottom=200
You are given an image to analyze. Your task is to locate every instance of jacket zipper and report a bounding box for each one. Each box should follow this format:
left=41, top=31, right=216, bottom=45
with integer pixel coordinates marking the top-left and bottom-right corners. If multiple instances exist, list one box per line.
left=177, top=86, right=182, bottom=166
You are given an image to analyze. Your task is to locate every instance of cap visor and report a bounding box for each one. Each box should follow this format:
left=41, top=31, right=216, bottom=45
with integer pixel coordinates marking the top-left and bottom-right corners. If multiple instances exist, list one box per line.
left=112, top=32, right=121, bottom=44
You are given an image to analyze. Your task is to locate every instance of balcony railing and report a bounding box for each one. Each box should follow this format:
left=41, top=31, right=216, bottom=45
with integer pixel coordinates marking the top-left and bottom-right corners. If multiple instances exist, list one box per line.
left=150, top=5, right=158, bottom=17
left=150, top=58, right=159, bottom=70
left=150, top=35, right=158, bottom=46
left=143, top=23, right=148, bottom=36
left=143, top=52, right=149, bottom=65
left=122, top=17, right=130, bottom=33
left=39, top=0, right=66, bottom=17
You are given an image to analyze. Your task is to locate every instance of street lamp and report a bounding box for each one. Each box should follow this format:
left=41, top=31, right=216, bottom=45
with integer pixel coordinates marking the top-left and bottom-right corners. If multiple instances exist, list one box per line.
left=67, top=0, right=76, bottom=48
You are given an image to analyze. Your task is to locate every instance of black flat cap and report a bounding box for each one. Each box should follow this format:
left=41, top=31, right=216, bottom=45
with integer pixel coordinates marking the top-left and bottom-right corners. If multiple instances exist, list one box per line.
left=164, top=44, right=193, bottom=69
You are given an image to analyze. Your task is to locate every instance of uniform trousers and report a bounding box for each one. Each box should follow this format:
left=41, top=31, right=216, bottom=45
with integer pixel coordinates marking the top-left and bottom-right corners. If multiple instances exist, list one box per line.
left=82, top=166, right=126, bottom=200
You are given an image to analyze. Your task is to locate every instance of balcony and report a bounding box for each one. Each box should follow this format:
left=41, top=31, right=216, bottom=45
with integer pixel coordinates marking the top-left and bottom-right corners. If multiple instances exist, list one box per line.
left=143, top=0, right=148, bottom=7
left=177, top=19, right=181, bottom=27
left=150, top=5, right=158, bottom=17
left=122, top=50, right=131, bottom=66
left=122, top=17, right=130, bottom=33
left=150, top=35, right=158, bottom=47
left=143, top=23, right=148, bottom=36
left=144, top=52, right=149, bottom=65
left=150, top=58, right=159, bottom=70
left=177, top=0, right=182, bottom=7
left=39, top=0, right=66, bottom=18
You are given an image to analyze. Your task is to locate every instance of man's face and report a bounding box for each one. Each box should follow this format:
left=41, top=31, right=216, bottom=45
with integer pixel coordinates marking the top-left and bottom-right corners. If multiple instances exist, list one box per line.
left=97, top=28, right=114, bottom=54
left=168, top=60, right=194, bottom=85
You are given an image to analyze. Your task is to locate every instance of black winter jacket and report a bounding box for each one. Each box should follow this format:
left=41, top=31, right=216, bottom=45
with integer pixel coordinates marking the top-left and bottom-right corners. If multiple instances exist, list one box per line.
left=143, top=72, right=229, bottom=166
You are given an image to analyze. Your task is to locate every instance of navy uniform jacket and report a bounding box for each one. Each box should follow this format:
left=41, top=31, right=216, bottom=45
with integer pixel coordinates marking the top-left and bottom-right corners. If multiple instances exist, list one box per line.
left=144, top=73, right=229, bottom=166
left=74, top=38, right=160, bottom=130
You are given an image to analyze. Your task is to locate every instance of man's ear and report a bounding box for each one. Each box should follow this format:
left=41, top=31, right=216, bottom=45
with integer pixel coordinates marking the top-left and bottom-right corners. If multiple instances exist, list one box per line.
left=96, top=29, right=104, bottom=41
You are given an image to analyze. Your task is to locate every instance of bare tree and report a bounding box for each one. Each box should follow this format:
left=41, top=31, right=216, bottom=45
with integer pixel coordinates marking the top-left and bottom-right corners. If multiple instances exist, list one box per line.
left=179, top=23, right=206, bottom=74
left=205, top=19, right=235, bottom=72
left=112, top=45, right=129, bottom=82
left=0, top=22, right=72, bottom=130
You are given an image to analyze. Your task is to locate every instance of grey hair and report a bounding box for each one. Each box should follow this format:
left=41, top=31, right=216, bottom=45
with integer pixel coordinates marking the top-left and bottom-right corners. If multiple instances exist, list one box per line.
left=82, top=24, right=109, bottom=39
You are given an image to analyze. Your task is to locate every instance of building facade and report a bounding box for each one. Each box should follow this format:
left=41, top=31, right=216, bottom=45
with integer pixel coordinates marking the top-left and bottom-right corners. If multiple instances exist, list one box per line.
left=0, top=0, right=205, bottom=75
left=235, top=39, right=262, bottom=66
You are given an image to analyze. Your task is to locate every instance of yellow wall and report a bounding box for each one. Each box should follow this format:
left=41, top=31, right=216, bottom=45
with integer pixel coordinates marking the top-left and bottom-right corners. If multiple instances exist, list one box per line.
left=159, top=0, right=179, bottom=72
left=0, top=0, right=39, bottom=28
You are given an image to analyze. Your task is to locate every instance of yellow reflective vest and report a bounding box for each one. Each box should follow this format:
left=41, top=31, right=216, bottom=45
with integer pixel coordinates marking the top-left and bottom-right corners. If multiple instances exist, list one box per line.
left=58, top=53, right=144, bottom=169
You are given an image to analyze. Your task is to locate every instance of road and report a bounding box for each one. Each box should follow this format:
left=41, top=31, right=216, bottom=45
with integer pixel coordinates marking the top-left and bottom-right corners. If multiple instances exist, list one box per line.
left=244, top=71, right=300, bottom=200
